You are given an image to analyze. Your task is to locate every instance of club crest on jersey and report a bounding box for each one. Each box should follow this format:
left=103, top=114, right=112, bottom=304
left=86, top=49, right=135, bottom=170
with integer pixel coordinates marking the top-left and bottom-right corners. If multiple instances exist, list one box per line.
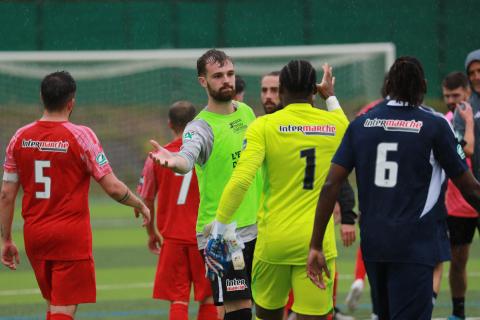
left=95, top=152, right=109, bottom=166
left=21, top=139, right=69, bottom=153
left=279, top=125, right=336, bottom=136
left=226, top=278, right=248, bottom=292
left=364, top=118, right=423, bottom=133
left=183, top=131, right=195, bottom=140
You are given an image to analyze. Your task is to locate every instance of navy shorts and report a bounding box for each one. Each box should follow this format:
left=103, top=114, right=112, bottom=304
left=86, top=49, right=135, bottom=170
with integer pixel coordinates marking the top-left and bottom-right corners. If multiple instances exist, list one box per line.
left=364, top=261, right=434, bottom=320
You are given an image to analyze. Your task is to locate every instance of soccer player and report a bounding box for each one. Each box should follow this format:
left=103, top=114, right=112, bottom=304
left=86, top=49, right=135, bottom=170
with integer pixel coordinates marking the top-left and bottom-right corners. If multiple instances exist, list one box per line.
left=206, top=60, right=349, bottom=320
left=0, top=71, right=150, bottom=320
left=307, top=56, right=480, bottom=320
left=136, top=101, right=217, bottom=320
left=442, top=72, right=478, bottom=320
left=150, top=49, right=262, bottom=320
left=260, top=71, right=282, bottom=114
left=234, top=75, right=246, bottom=102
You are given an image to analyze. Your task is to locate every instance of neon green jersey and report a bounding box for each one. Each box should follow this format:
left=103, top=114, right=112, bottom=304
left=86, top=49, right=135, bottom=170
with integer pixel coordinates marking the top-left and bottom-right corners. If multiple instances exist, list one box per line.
left=194, top=102, right=262, bottom=232
left=216, top=103, right=349, bottom=264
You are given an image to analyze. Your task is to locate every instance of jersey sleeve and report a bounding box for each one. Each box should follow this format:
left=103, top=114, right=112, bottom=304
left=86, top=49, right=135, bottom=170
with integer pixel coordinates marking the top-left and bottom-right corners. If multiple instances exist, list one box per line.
left=178, top=119, right=214, bottom=169
left=137, top=156, right=157, bottom=201
left=216, top=117, right=266, bottom=224
left=2, top=132, right=20, bottom=182
left=75, top=126, right=113, bottom=181
left=433, top=117, right=468, bottom=178
left=332, top=123, right=355, bottom=172
left=3, top=133, right=18, bottom=173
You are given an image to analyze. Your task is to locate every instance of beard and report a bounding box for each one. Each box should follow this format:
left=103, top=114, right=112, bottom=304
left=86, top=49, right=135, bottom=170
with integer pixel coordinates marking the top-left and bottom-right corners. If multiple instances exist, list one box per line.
left=207, top=83, right=235, bottom=102
left=263, top=100, right=282, bottom=114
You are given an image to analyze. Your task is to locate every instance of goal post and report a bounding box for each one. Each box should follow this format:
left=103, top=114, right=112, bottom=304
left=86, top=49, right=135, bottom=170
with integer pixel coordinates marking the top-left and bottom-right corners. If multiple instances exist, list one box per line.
left=0, top=43, right=395, bottom=185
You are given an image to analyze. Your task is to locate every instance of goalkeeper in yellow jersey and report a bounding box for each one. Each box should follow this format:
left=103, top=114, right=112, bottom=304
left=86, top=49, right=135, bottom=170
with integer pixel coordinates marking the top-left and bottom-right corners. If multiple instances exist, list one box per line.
left=205, top=60, right=349, bottom=320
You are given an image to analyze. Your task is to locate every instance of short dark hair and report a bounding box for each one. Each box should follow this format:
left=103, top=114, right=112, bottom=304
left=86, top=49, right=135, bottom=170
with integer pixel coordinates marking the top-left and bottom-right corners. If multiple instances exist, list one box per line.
left=169, top=100, right=196, bottom=133
left=197, top=49, right=233, bottom=76
left=279, top=60, right=316, bottom=96
left=442, top=72, right=469, bottom=90
left=262, top=71, right=281, bottom=79
left=385, top=56, right=426, bottom=107
left=235, top=75, right=246, bottom=94
left=41, top=71, right=76, bottom=112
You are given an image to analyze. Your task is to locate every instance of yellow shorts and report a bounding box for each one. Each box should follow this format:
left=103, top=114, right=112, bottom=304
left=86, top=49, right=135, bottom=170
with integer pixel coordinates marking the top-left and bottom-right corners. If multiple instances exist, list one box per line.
left=252, top=257, right=335, bottom=316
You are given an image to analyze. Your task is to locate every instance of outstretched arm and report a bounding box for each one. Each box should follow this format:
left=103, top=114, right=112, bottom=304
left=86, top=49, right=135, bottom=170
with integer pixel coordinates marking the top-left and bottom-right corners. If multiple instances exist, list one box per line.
left=150, top=140, right=191, bottom=174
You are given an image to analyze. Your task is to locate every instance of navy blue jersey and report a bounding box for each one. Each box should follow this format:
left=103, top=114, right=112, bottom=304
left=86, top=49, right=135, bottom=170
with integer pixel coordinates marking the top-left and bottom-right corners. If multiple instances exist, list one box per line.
left=333, top=100, right=467, bottom=266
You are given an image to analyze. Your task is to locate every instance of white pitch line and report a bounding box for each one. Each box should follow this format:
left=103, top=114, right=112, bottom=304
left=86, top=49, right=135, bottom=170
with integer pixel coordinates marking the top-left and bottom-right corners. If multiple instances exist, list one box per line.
left=0, top=282, right=152, bottom=296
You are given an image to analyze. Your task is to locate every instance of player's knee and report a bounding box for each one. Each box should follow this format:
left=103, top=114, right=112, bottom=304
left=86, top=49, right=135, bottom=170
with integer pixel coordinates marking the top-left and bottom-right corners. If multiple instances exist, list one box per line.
left=225, top=308, right=252, bottom=320
left=49, top=305, right=76, bottom=318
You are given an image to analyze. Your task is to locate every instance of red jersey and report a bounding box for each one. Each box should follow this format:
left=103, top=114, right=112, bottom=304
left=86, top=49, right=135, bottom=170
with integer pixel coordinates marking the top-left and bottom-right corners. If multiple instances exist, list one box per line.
left=3, top=121, right=112, bottom=260
left=446, top=158, right=478, bottom=218
left=137, top=138, right=199, bottom=245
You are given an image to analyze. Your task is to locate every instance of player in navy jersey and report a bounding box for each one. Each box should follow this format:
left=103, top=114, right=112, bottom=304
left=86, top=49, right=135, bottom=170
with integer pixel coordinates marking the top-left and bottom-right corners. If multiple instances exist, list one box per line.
left=307, top=56, right=480, bottom=320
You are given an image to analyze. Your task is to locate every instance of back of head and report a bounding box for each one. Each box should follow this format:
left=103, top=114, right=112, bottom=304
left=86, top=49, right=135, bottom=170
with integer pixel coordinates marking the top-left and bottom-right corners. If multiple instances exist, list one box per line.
left=235, top=75, right=246, bottom=94
left=385, top=56, right=426, bottom=107
left=169, top=100, right=197, bottom=133
left=279, top=60, right=316, bottom=97
left=197, top=49, right=233, bottom=76
left=41, top=71, right=76, bottom=112
left=442, top=71, right=469, bottom=90
left=465, top=49, right=480, bottom=72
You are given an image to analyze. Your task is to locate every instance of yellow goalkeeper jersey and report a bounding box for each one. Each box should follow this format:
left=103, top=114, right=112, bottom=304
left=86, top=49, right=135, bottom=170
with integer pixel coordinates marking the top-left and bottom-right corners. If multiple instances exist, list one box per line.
left=216, top=102, right=349, bottom=264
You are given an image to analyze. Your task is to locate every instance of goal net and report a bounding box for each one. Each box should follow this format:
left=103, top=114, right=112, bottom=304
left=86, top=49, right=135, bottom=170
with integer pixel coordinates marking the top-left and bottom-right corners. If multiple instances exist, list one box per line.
left=0, top=43, right=395, bottom=186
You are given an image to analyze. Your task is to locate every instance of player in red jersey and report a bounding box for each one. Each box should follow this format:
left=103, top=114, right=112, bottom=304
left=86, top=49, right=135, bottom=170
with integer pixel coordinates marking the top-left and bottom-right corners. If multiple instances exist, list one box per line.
left=136, top=101, right=217, bottom=320
left=0, top=71, right=150, bottom=320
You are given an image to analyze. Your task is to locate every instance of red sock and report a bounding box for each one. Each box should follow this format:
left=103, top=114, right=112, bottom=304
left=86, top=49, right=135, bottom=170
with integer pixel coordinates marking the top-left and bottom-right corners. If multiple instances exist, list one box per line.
left=50, top=314, right=73, bottom=320
left=170, top=303, right=188, bottom=320
left=197, top=303, right=217, bottom=320
left=354, top=247, right=367, bottom=280
left=46, top=311, right=51, bottom=320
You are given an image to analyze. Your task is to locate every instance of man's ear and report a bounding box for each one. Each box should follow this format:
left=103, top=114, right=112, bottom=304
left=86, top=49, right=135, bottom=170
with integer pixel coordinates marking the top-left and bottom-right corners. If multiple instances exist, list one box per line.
left=198, top=76, right=207, bottom=88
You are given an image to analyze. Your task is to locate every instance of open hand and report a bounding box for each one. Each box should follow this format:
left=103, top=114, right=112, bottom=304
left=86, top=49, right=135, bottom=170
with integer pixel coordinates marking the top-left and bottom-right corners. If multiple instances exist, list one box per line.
left=316, top=63, right=335, bottom=100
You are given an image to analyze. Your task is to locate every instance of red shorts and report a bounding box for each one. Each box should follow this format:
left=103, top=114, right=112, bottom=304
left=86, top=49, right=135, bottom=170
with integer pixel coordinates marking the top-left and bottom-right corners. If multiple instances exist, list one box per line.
left=153, top=242, right=211, bottom=302
left=29, top=257, right=96, bottom=305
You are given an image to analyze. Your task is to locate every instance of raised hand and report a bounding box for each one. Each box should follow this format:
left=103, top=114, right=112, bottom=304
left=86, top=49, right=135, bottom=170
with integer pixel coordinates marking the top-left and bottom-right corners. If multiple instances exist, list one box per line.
left=316, top=63, right=335, bottom=100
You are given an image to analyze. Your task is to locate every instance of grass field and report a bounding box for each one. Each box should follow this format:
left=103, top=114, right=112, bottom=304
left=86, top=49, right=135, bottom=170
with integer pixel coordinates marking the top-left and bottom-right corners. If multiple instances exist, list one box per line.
left=1, top=197, right=479, bottom=320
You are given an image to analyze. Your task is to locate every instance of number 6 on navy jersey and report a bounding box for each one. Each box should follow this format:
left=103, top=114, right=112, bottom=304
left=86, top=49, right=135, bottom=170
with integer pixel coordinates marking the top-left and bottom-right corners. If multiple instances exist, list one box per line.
left=374, top=142, right=398, bottom=188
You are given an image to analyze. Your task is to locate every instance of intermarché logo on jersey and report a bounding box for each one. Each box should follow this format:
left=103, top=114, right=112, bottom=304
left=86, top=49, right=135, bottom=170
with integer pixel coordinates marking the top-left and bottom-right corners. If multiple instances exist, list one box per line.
left=279, top=124, right=336, bottom=136
left=21, top=139, right=69, bottom=153
left=226, top=278, right=248, bottom=292
left=364, top=118, right=423, bottom=133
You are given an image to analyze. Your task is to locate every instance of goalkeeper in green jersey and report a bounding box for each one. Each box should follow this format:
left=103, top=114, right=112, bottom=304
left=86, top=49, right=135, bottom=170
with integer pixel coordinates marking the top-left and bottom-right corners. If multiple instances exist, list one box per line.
left=150, top=49, right=262, bottom=320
